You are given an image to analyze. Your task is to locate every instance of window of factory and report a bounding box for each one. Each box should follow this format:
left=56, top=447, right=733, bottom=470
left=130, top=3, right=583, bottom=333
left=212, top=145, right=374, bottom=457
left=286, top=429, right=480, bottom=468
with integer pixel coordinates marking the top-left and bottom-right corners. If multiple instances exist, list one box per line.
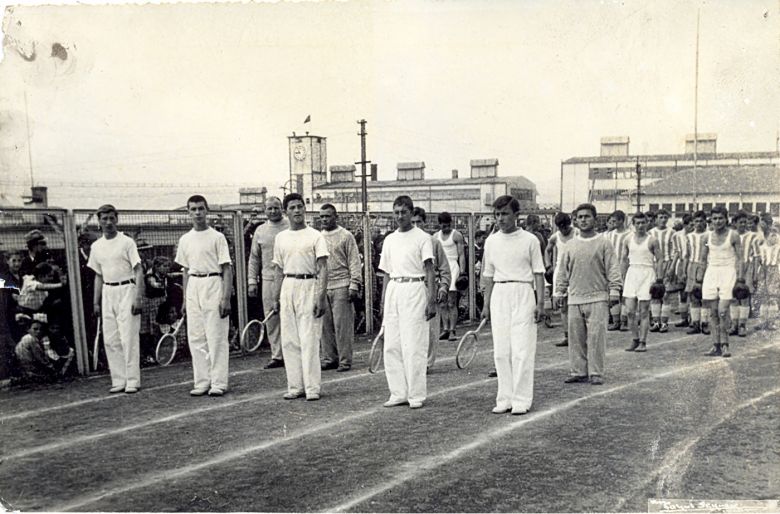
left=771, top=203, right=780, bottom=216
left=649, top=203, right=659, bottom=212
left=675, top=203, right=686, bottom=214
left=728, top=202, right=739, bottom=214
left=715, top=202, right=726, bottom=209
left=742, top=202, right=753, bottom=213
left=756, top=202, right=767, bottom=213
left=662, top=203, right=672, bottom=212
left=702, top=203, right=712, bottom=213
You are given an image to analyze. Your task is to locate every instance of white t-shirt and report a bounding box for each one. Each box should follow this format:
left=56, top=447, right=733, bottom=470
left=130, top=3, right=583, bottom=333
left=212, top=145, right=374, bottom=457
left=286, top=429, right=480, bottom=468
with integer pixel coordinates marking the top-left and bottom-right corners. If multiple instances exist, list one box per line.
left=273, top=226, right=329, bottom=275
left=87, top=232, right=141, bottom=283
left=379, top=227, right=434, bottom=278
left=482, top=229, right=545, bottom=282
left=175, top=227, right=232, bottom=274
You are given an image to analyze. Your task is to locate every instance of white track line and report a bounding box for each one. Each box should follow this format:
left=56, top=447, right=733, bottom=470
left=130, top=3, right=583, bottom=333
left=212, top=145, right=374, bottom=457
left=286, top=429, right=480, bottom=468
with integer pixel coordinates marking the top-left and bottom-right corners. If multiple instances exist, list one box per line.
left=612, top=387, right=780, bottom=511
left=50, top=378, right=494, bottom=513
left=2, top=334, right=691, bottom=461
left=326, top=340, right=780, bottom=513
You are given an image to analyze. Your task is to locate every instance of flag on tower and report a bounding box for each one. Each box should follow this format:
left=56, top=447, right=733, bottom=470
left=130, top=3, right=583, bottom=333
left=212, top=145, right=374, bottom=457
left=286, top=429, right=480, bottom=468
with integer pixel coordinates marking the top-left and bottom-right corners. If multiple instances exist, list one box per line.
left=303, top=115, right=311, bottom=124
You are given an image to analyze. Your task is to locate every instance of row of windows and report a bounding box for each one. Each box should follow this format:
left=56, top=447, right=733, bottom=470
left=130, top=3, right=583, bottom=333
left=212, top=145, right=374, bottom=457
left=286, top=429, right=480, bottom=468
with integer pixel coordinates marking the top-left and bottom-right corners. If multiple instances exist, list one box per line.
left=647, top=202, right=780, bottom=216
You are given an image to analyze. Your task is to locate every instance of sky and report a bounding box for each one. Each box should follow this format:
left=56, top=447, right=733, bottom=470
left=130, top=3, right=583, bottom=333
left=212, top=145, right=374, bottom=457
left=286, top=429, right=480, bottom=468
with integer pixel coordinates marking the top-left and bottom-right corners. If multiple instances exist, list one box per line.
left=0, top=0, right=778, bottom=209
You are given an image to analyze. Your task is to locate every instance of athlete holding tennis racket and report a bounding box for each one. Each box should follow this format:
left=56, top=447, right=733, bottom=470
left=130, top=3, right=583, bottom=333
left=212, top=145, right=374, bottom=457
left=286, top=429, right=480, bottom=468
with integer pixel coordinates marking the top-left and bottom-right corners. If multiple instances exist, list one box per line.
left=481, top=195, right=545, bottom=415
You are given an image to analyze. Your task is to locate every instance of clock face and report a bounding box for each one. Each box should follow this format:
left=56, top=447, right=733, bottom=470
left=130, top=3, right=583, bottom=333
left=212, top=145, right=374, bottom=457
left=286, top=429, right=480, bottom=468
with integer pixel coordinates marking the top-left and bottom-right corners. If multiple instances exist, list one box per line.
left=293, top=145, right=307, bottom=161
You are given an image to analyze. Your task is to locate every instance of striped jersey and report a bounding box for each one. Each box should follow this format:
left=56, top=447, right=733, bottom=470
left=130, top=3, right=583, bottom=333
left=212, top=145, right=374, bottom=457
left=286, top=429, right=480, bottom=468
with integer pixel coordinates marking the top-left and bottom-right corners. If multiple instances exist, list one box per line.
left=649, top=227, right=674, bottom=262
left=738, top=231, right=759, bottom=263
left=759, top=243, right=780, bottom=267
left=686, top=231, right=708, bottom=264
left=672, top=229, right=690, bottom=260
left=607, top=229, right=631, bottom=264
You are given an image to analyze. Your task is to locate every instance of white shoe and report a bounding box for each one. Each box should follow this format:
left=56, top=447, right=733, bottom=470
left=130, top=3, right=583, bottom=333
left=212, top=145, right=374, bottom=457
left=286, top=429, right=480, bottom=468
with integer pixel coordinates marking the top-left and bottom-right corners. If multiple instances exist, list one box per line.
left=208, top=388, right=225, bottom=397
left=124, top=387, right=139, bottom=394
left=306, top=393, right=320, bottom=401
left=511, top=407, right=529, bottom=415
left=492, top=405, right=511, bottom=414
left=190, top=388, right=208, bottom=396
left=109, top=385, right=125, bottom=394
left=409, top=401, right=424, bottom=409
left=383, top=398, right=408, bottom=408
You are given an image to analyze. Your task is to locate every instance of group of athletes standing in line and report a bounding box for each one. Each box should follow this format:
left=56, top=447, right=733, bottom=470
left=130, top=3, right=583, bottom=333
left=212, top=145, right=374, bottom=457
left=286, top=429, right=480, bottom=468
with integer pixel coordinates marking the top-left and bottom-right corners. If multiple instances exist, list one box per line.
left=84, top=192, right=778, bottom=415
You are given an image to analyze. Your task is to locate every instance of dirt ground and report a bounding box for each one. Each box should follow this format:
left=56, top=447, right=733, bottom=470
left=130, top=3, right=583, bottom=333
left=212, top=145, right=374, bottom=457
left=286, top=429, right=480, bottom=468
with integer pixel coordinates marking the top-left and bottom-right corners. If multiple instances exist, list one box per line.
left=0, top=319, right=777, bottom=512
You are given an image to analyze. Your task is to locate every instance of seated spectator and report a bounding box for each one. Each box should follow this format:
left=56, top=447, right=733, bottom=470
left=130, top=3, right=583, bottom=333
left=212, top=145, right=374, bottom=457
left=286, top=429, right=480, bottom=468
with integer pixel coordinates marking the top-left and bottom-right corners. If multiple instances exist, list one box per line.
left=15, top=314, right=58, bottom=383
left=43, top=318, right=76, bottom=377
left=17, top=262, right=67, bottom=315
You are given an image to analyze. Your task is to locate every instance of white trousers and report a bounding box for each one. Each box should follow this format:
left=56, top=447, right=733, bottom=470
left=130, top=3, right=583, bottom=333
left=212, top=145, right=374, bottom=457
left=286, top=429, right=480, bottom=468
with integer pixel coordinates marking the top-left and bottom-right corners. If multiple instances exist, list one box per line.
left=383, top=281, right=428, bottom=403
left=280, top=278, right=322, bottom=396
left=186, top=276, right=230, bottom=391
left=102, top=283, right=141, bottom=389
left=491, top=282, right=537, bottom=411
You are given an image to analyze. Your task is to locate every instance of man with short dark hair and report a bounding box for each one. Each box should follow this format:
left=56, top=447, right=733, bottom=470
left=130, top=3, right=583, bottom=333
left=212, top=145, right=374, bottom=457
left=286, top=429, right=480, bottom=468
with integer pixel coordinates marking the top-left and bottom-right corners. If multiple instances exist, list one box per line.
left=88, top=204, right=145, bottom=394
left=649, top=209, right=676, bottom=333
left=730, top=210, right=759, bottom=336
left=555, top=203, right=622, bottom=385
left=318, top=203, right=362, bottom=372
left=20, top=230, right=49, bottom=277
left=272, top=193, right=329, bottom=400
left=176, top=195, right=233, bottom=396
left=685, top=211, right=710, bottom=334
left=433, top=212, right=465, bottom=341
left=545, top=212, right=576, bottom=347
left=379, top=196, right=436, bottom=409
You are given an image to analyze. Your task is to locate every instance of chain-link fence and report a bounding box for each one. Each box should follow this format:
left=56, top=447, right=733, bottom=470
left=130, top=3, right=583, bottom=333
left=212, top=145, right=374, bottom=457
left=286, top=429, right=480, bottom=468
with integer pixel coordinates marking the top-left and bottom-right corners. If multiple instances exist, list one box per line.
left=1, top=206, right=558, bottom=384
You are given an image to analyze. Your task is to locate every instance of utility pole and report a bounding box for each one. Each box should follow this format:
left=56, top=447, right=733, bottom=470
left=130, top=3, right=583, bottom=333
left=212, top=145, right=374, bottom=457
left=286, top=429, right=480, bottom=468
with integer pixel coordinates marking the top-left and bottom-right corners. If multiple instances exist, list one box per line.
left=635, top=158, right=642, bottom=214
left=355, top=119, right=370, bottom=212
left=24, top=91, right=35, bottom=187
left=692, top=8, right=700, bottom=208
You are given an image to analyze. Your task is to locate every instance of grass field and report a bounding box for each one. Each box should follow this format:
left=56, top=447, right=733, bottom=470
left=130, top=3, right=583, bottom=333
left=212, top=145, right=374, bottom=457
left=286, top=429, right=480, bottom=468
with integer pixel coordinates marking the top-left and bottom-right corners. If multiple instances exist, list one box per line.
left=0, top=320, right=778, bottom=512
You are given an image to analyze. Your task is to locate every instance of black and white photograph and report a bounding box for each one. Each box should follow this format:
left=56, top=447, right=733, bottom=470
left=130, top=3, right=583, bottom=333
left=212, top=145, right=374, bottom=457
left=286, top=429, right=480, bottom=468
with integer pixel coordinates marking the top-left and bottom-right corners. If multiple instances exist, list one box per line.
left=0, top=0, right=778, bottom=511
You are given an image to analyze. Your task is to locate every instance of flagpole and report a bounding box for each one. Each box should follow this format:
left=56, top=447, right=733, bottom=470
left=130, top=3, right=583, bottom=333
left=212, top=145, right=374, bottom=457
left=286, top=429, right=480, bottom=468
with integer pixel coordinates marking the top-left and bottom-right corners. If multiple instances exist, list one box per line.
left=692, top=8, right=700, bottom=208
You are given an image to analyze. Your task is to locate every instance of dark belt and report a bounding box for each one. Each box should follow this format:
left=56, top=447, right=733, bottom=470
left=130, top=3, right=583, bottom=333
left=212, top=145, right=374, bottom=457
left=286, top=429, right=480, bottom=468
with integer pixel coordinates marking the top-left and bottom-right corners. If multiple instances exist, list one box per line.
left=104, top=279, right=135, bottom=286
left=494, top=280, right=533, bottom=284
left=285, top=273, right=316, bottom=279
left=391, top=276, right=425, bottom=283
left=189, top=273, right=221, bottom=278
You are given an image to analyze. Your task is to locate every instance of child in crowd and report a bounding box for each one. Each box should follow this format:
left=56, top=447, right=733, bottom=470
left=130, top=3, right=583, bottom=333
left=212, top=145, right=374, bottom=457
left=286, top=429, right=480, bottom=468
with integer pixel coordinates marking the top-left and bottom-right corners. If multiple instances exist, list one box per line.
left=141, top=256, right=172, bottom=364
left=17, top=262, right=68, bottom=315
left=15, top=315, right=58, bottom=382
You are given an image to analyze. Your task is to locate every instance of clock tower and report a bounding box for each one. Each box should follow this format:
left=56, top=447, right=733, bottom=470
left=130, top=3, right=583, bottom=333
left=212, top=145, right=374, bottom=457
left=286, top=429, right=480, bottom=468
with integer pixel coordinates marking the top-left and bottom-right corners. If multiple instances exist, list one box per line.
left=288, top=133, right=327, bottom=208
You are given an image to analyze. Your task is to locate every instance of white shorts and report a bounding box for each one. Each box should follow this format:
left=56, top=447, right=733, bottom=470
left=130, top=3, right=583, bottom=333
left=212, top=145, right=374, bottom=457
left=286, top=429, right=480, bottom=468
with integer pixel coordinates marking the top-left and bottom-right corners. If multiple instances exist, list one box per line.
left=447, top=261, right=460, bottom=292
left=702, top=265, right=736, bottom=301
left=623, top=265, right=655, bottom=301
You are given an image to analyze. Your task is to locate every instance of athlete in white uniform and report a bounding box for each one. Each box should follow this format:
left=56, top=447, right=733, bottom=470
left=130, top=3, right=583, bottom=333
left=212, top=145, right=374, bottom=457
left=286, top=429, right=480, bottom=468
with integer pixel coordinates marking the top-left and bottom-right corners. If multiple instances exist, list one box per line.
left=272, top=193, right=329, bottom=401
left=545, top=212, right=576, bottom=347
left=621, top=212, right=662, bottom=352
left=379, top=196, right=436, bottom=410
left=482, top=195, right=545, bottom=415
left=176, top=195, right=233, bottom=396
left=648, top=209, right=675, bottom=333
left=701, top=206, right=743, bottom=357
left=88, top=204, right=145, bottom=394
left=606, top=210, right=631, bottom=331
left=410, top=208, right=450, bottom=372
left=433, top=212, right=465, bottom=341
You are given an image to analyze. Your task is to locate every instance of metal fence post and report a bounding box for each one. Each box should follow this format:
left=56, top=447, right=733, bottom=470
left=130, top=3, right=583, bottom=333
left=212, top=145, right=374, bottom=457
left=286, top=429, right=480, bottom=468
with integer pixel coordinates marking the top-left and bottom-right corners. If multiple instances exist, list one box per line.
left=362, top=213, right=374, bottom=335
left=232, top=212, right=248, bottom=338
left=467, top=213, right=476, bottom=322
left=63, top=210, right=89, bottom=375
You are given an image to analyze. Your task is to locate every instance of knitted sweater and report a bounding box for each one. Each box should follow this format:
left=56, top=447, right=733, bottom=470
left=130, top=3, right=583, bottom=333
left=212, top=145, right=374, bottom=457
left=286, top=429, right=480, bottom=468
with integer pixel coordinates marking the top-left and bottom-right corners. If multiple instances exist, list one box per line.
left=555, top=234, right=622, bottom=305
left=321, top=226, right=362, bottom=291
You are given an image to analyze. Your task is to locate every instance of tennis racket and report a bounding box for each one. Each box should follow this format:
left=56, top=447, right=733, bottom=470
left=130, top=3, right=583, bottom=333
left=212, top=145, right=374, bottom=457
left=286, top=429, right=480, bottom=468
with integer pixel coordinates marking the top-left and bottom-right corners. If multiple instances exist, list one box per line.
left=156, top=314, right=185, bottom=367
left=92, top=319, right=101, bottom=371
left=368, top=326, right=385, bottom=374
left=240, top=310, right=276, bottom=353
left=456, top=318, right=488, bottom=369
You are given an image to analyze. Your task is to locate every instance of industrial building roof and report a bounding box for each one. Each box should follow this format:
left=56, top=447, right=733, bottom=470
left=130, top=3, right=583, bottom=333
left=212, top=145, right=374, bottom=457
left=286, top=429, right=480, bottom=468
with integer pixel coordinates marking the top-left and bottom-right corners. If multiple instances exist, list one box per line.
left=314, top=175, right=537, bottom=192
left=641, top=165, right=780, bottom=195
left=563, top=150, right=779, bottom=165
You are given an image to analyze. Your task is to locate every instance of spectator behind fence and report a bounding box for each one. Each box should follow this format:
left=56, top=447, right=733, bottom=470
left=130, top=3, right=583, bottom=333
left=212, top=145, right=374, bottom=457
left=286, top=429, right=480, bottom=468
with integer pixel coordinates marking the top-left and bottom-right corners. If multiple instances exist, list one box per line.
left=20, top=230, right=50, bottom=277
left=15, top=314, right=58, bottom=383
left=142, top=256, right=172, bottom=365
left=17, top=262, right=67, bottom=315
left=43, top=318, right=76, bottom=378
